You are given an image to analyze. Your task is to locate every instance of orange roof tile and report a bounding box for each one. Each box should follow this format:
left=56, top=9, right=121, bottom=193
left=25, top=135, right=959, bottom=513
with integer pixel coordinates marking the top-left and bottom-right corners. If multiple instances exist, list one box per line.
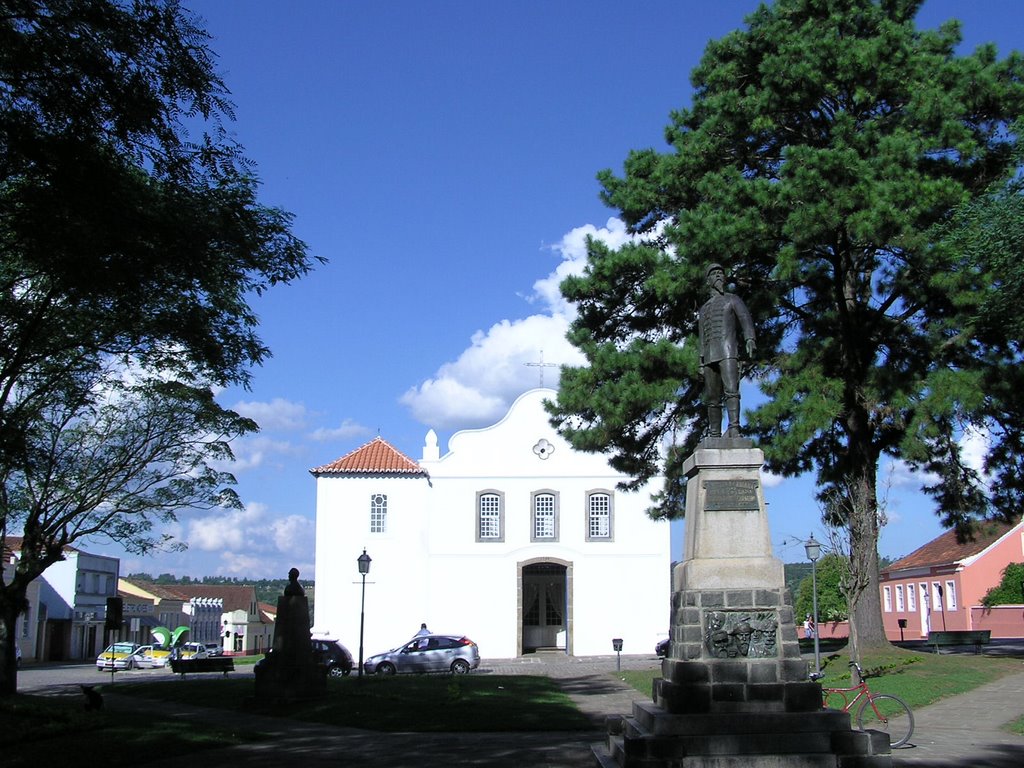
left=2, top=535, right=23, bottom=562
left=310, top=436, right=427, bottom=477
left=885, top=519, right=1021, bottom=573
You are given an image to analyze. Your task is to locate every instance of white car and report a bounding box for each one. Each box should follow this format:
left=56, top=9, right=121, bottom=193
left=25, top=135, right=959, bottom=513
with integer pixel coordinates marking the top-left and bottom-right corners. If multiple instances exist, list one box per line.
left=177, top=642, right=209, bottom=660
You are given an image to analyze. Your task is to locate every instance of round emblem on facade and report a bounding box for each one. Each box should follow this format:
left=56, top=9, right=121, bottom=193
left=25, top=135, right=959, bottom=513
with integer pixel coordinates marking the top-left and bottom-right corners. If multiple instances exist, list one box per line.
left=533, top=438, right=555, bottom=459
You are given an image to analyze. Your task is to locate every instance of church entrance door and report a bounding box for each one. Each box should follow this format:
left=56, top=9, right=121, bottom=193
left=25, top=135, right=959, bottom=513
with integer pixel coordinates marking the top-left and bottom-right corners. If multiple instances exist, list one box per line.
left=521, top=562, right=568, bottom=652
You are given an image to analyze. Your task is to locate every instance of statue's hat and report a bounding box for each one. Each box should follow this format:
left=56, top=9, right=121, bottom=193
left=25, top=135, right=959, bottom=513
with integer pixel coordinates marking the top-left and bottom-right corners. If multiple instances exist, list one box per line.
left=706, top=263, right=725, bottom=277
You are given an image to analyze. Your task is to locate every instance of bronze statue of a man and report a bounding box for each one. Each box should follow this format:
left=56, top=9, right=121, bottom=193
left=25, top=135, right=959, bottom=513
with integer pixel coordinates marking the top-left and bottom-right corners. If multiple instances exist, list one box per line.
left=698, top=263, right=755, bottom=438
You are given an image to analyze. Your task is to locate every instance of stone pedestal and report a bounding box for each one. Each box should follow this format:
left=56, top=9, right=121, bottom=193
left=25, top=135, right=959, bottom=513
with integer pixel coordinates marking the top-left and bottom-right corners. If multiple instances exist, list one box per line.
left=593, top=441, right=891, bottom=767
left=254, top=573, right=326, bottom=702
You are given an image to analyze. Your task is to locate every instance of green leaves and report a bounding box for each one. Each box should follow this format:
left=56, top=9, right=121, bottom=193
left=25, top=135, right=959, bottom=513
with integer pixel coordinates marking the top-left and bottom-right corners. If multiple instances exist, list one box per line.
left=981, top=562, right=1024, bottom=607
left=551, top=0, right=1024, bottom=533
left=0, top=3, right=319, bottom=690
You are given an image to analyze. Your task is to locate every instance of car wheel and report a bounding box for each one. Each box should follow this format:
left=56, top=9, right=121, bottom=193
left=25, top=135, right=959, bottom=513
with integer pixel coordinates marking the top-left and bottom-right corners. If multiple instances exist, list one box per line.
left=450, top=659, right=470, bottom=674
left=328, top=665, right=345, bottom=678
left=377, top=661, right=397, bottom=676
left=124, top=658, right=133, bottom=670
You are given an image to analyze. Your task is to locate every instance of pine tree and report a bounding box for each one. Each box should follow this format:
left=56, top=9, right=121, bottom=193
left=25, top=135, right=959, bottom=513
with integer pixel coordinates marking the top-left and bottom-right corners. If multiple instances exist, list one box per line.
left=550, top=0, right=1024, bottom=657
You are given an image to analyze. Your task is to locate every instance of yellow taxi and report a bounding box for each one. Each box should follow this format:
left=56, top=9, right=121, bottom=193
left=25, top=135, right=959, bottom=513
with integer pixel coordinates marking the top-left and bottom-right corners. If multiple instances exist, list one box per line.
left=96, top=642, right=142, bottom=671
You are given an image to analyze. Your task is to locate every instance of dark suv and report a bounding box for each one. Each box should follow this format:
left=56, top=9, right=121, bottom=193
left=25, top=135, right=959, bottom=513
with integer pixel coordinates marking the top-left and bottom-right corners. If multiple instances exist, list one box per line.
left=312, top=639, right=354, bottom=677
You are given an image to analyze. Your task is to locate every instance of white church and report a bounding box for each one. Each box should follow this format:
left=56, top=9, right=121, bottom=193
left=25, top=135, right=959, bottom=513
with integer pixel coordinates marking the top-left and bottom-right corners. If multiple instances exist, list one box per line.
left=311, top=388, right=671, bottom=659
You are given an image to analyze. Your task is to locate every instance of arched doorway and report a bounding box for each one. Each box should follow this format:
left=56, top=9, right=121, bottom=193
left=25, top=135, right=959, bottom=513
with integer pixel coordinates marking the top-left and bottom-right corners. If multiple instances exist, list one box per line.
left=518, top=559, right=572, bottom=655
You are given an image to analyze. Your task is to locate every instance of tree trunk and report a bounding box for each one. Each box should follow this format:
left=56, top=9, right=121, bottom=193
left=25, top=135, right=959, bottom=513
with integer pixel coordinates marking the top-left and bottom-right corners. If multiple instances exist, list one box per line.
left=0, top=596, right=21, bottom=697
left=845, top=463, right=890, bottom=662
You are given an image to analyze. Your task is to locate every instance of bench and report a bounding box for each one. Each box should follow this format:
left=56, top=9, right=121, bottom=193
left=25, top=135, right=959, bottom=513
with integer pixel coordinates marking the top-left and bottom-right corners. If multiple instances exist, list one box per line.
left=170, top=656, right=235, bottom=676
left=928, top=630, right=991, bottom=654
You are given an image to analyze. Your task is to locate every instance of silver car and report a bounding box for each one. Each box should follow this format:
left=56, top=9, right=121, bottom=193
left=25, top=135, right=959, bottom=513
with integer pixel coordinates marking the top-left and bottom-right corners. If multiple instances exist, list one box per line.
left=363, top=634, right=480, bottom=675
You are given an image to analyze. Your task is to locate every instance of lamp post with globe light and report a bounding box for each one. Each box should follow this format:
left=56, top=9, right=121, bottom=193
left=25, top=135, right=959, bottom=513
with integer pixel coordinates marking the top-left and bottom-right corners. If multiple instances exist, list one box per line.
left=357, top=549, right=371, bottom=678
left=804, top=534, right=822, bottom=676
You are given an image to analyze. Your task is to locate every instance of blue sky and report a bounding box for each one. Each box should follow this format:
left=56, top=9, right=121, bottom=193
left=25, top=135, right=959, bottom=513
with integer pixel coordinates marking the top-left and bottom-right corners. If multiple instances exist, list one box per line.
left=94, top=0, right=1023, bottom=580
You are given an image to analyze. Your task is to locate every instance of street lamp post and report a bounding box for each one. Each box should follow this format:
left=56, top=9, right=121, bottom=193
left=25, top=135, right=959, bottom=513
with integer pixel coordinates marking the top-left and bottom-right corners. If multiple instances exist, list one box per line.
left=357, top=549, right=372, bottom=679
left=804, top=534, right=822, bottom=677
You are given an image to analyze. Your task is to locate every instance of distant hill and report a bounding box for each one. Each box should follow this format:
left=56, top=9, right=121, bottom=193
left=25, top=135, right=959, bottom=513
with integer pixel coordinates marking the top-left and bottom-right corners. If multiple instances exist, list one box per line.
left=126, top=573, right=313, bottom=605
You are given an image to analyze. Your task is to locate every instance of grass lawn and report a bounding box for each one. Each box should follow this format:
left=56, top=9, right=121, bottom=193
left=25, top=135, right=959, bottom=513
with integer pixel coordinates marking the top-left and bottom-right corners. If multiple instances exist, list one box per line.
left=620, top=646, right=1024, bottom=713
left=0, top=692, right=266, bottom=768
left=1003, top=715, right=1024, bottom=735
left=2, top=673, right=591, bottom=768
left=119, top=673, right=592, bottom=732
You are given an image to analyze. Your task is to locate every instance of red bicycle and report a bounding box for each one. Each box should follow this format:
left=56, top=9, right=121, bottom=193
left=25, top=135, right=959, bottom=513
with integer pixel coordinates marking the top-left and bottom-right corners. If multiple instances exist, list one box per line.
left=815, top=661, right=915, bottom=748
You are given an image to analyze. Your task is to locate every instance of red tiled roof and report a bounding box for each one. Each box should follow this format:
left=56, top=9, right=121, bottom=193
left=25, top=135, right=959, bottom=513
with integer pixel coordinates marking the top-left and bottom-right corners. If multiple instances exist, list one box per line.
left=2, top=535, right=23, bottom=562
left=2, top=535, right=79, bottom=560
left=122, top=580, right=187, bottom=601
left=310, top=436, right=426, bottom=476
left=885, top=519, right=1021, bottom=572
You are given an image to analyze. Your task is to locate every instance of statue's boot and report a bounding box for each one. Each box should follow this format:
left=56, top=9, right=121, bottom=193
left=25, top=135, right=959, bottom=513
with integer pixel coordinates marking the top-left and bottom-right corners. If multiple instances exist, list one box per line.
left=725, top=396, right=741, bottom=438
left=708, top=406, right=723, bottom=437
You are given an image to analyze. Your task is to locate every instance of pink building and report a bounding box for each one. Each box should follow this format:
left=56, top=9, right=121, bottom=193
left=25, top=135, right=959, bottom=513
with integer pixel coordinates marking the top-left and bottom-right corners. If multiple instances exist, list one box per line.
left=879, top=519, right=1024, bottom=641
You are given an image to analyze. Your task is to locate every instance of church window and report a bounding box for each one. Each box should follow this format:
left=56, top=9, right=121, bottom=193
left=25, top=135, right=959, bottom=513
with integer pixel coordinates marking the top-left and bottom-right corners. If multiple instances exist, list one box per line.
left=586, top=491, right=613, bottom=541
left=477, top=491, right=504, bottom=542
left=370, top=493, right=387, bottom=533
left=531, top=491, right=559, bottom=541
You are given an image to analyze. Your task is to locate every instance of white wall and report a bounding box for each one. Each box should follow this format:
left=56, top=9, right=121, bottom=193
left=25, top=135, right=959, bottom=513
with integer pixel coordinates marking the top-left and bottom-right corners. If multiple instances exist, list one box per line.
left=313, top=389, right=671, bottom=659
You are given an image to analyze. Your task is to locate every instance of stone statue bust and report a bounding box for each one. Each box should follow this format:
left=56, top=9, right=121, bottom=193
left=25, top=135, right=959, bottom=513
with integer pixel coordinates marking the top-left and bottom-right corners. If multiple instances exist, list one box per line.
left=698, top=263, right=755, bottom=438
left=284, top=567, right=304, bottom=596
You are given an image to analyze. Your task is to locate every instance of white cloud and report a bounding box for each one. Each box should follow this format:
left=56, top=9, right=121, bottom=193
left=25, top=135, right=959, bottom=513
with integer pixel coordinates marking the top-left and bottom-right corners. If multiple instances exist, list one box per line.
left=186, top=503, right=267, bottom=551
left=884, top=425, right=991, bottom=494
left=959, top=425, right=990, bottom=477
left=182, top=502, right=315, bottom=578
left=269, top=514, right=315, bottom=557
left=219, top=552, right=274, bottom=578
left=219, top=435, right=301, bottom=473
left=401, top=314, right=587, bottom=428
left=530, top=217, right=633, bottom=316
left=401, top=218, right=633, bottom=429
left=233, top=397, right=310, bottom=431
left=309, top=419, right=371, bottom=442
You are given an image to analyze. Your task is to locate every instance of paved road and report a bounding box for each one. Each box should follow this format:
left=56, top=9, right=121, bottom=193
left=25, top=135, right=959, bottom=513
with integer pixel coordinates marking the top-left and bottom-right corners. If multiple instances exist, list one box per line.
left=15, top=653, right=1024, bottom=767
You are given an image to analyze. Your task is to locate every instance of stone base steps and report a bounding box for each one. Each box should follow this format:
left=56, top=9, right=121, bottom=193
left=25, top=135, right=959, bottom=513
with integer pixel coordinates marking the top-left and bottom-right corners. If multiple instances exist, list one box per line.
left=592, top=702, right=892, bottom=768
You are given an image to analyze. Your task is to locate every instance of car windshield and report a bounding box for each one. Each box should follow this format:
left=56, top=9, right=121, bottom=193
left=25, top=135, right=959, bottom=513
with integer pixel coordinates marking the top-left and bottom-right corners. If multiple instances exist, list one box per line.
left=107, top=644, right=135, bottom=654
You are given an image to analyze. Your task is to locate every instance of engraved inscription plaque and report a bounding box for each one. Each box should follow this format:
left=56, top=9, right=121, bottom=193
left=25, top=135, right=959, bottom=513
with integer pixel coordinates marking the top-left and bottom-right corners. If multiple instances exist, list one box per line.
left=703, top=479, right=759, bottom=511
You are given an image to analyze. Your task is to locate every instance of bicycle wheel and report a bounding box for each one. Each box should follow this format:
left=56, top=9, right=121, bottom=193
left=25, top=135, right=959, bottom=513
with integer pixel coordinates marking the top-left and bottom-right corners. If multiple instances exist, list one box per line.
left=855, top=693, right=914, bottom=748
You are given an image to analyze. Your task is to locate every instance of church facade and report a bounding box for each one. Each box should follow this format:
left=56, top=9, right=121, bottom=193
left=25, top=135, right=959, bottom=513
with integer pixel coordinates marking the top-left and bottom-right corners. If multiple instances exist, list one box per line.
left=311, top=388, right=671, bottom=659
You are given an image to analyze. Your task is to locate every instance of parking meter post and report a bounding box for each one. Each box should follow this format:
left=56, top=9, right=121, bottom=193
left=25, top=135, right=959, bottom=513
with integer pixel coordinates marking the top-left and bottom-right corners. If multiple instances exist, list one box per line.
left=612, top=638, right=623, bottom=671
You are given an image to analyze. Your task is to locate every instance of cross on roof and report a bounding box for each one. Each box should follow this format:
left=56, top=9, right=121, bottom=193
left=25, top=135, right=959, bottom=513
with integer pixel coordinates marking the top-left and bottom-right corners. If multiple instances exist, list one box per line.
left=525, top=350, right=558, bottom=387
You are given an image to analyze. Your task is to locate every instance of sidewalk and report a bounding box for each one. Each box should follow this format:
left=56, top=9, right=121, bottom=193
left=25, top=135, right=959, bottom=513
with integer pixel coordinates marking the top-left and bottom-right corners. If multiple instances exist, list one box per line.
left=889, top=669, right=1024, bottom=767
left=96, top=655, right=1024, bottom=767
